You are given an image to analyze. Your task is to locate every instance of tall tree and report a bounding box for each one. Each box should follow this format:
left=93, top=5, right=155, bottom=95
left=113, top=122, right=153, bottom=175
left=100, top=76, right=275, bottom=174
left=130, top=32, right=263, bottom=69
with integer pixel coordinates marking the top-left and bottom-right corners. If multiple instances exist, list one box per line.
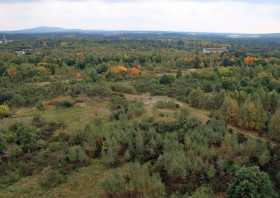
left=220, top=96, right=239, bottom=125
left=239, top=98, right=267, bottom=131
left=228, top=166, right=276, bottom=198
left=269, top=109, right=280, bottom=142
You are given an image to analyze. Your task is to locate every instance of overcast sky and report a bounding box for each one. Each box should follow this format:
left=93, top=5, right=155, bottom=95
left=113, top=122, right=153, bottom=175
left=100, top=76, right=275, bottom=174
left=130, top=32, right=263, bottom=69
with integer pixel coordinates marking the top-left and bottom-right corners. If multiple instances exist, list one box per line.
left=0, top=0, right=280, bottom=33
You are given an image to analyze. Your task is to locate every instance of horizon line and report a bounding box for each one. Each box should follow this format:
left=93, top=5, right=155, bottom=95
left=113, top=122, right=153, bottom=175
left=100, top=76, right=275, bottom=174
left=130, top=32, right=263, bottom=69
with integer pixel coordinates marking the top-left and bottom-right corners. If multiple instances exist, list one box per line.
left=0, top=26, right=280, bottom=35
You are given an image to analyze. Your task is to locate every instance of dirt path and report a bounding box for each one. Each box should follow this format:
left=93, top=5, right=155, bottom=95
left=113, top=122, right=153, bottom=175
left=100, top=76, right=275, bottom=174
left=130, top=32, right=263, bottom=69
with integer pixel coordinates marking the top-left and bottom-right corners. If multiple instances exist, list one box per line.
left=124, top=93, right=277, bottom=146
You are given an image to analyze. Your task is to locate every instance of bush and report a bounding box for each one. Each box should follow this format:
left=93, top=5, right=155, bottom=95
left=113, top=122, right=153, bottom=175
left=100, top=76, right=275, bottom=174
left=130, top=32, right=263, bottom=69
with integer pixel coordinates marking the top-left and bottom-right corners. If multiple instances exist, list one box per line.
left=227, top=166, right=276, bottom=198
left=40, top=168, right=66, bottom=189
left=89, top=69, right=98, bottom=82
left=110, top=96, right=145, bottom=120
left=155, top=100, right=180, bottom=110
left=0, top=104, right=11, bottom=118
left=87, top=83, right=112, bottom=97
left=111, top=83, right=136, bottom=94
left=11, top=123, right=39, bottom=152
left=102, top=163, right=166, bottom=198
left=65, top=146, right=89, bottom=167
left=36, top=101, right=46, bottom=111
left=55, top=99, right=74, bottom=108
left=127, top=101, right=145, bottom=119
left=159, top=74, right=176, bottom=85
left=96, top=63, right=108, bottom=74
left=190, top=186, right=215, bottom=198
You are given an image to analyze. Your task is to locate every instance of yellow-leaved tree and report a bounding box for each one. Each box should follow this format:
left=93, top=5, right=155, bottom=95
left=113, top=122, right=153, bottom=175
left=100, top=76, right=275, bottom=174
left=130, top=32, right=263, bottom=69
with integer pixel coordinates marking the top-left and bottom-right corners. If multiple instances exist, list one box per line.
left=6, top=67, right=17, bottom=78
left=239, top=98, right=267, bottom=131
left=0, top=104, right=10, bottom=118
left=220, top=96, right=239, bottom=125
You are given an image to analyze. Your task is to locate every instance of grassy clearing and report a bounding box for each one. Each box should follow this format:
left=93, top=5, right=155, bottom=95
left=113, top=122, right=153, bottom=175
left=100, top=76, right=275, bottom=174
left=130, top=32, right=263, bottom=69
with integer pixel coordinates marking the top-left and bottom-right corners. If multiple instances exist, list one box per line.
left=124, top=93, right=209, bottom=123
left=0, top=97, right=110, bottom=135
left=0, top=160, right=108, bottom=198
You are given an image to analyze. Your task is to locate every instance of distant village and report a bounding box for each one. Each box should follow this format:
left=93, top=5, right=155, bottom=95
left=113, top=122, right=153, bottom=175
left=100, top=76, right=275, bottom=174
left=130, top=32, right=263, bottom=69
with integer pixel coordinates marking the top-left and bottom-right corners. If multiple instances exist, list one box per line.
left=0, top=34, right=33, bottom=56
left=15, top=48, right=32, bottom=56
left=202, top=47, right=228, bottom=54
left=0, top=35, right=13, bottom=45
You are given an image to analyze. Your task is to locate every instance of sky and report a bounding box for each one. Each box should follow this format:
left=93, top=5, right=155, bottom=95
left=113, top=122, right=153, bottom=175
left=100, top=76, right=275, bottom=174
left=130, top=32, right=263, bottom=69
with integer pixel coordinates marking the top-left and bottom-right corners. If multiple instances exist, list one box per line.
left=0, top=0, right=280, bottom=33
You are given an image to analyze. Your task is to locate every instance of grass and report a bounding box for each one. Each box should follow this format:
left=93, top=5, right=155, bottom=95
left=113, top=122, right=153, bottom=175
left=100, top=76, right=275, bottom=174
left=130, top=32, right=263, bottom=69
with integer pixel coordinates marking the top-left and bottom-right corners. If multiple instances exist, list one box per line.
left=0, top=160, right=108, bottom=198
left=154, top=100, right=180, bottom=109
left=0, top=97, right=110, bottom=135
left=0, top=97, right=112, bottom=198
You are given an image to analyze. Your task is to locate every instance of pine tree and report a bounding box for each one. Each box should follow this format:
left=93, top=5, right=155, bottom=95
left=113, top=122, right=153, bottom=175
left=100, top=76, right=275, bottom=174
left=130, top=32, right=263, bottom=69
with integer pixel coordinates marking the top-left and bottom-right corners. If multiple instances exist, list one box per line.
left=269, top=109, right=280, bottom=142
left=239, top=98, right=267, bottom=131
left=220, top=96, right=239, bottom=125
left=228, top=166, right=276, bottom=198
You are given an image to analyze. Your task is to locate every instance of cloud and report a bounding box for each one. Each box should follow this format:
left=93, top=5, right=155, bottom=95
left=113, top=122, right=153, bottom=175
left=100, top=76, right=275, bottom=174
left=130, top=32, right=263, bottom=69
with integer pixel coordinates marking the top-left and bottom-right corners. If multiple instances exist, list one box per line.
left=0, top=0, right=279, bottom=33
left=0, top=0, right=279, bottom=3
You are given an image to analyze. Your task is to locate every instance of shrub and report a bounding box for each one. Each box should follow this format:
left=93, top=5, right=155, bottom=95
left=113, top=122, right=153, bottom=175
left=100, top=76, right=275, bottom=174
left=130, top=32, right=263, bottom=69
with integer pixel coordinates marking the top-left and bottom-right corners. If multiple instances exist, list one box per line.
left=127, top=101, right=145, bottom=119
left=155, top=100, right=180, bottom=110
left=111, top=83, right=136, bottom=94
left=0, top=134, right=7, bottom=154
left=110, top=96, right=145, bottom=120
left=0, top=104, right=11, bottom=118
left=159, top=74, right=176, bottom=85
left=96, top=63, right=108, bottom=74
left=89, top=69, right=98, bottom=82
left=87, top=83, right=112, bottom=97
left=55, top=99, right=74, bottom=108
left=40, top=168, right=66, bottom=189
left=36, top=101, right=46, bottom=111
left=11, top=123, right=39, bottom=152
left=102, top=163, right=166, bottom=198
left=65, top=146, right=89, bottom=167
left=32, top=115, right=46, bottom=128
left=190, top=186, right=215, bottom=198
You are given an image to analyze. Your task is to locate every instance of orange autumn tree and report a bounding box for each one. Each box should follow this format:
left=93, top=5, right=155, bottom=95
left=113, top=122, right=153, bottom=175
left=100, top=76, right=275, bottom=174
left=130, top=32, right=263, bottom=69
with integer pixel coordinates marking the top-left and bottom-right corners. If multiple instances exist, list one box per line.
left=6, top=67, right=17, bottom=78
left=244, top=56, right=255, bottom=65
left=75, top=72, right=82, bottom=81
left=110, top=65, right=128, bottom=74
left=127, top=66, right=141, bottom=77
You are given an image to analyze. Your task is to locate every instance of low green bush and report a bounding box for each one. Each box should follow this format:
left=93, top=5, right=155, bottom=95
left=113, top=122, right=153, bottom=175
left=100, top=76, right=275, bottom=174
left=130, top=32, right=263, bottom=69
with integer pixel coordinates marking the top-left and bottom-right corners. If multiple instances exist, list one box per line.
left=102, top=163, right=166, bottom=198
left=111, top=83, right=136, bottom=94
left=40, top=168, right=66, bottom=190
left=155, top=100, right=180, bottom=110
left=55, top=100, right=74, bottom=108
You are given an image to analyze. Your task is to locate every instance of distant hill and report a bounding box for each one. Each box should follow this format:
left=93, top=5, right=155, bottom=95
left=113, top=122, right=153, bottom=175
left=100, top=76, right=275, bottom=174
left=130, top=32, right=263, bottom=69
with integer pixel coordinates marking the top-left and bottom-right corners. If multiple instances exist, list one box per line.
left=1, top=27, right=280, bottom=39
left=3, top=26, right=80, bottom=34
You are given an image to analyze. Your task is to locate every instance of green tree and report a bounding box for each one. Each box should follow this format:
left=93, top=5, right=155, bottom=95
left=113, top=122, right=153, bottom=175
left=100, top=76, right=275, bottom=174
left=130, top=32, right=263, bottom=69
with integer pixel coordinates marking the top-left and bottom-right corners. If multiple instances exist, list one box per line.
left=220, top=96, right=239, bottom=125
left=239, top=98, right=267, bottom=131
left=227, top=166, right=276, bottom=198
left=12, top=123, right=39, bottom=152
left=188, top=88, right=204, bottom=108
left=269, top=109, right=280, bottom=142
left=159, top=74, right=175, bottom=85
left=102, top=163, right=166, bottom=198
left=190, top=186, right=215, bottom=198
